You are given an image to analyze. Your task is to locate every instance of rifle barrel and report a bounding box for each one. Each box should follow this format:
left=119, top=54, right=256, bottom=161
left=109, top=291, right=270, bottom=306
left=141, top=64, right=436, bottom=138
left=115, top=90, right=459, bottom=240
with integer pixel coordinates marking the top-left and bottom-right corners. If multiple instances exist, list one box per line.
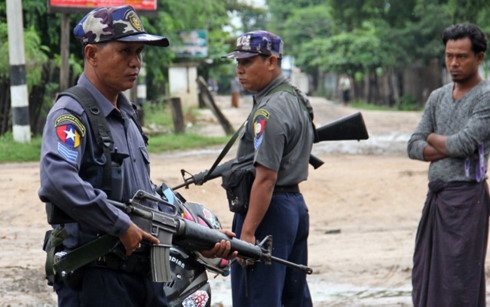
left=270, top=255, right=313, bottom=274
left=172, top=158, right=238, bottom=190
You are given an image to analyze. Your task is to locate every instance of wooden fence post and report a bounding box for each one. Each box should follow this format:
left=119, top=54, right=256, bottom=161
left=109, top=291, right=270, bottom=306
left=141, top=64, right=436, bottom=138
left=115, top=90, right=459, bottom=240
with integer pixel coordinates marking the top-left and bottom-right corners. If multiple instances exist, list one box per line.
left=169, top=97, right=185, bottom=134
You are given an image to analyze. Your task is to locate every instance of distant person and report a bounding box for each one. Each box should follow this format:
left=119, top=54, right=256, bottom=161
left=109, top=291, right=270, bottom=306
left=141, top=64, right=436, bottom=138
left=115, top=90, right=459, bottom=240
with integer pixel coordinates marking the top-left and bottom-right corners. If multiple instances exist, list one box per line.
left=407, top=23, right=490, bottom=307
left=222, top=30, right=314, bottom=307
left=338, top=74, right=351, bottom=105
left=208, top=77, right=218, bottom=95
left=230, top=73, right=242, bottom=108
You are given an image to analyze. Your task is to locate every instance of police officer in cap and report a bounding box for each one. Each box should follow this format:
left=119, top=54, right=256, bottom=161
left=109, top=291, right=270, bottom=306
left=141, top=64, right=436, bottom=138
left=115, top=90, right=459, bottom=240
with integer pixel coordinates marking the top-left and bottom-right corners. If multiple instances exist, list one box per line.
left=39, top=5, right=234, bottom=306
left=222, top=30, right=314, bottom=307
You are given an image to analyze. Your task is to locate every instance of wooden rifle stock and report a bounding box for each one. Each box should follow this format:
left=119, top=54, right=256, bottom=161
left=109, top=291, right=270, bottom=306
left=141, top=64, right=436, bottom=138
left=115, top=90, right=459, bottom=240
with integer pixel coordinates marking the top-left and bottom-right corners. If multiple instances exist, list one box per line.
left=315, top=112, right=369, bottom=142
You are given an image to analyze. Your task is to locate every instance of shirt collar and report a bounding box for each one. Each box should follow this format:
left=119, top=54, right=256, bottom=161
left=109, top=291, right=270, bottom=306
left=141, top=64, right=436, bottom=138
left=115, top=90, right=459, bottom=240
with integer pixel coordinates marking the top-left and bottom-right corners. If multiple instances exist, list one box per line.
left=255, top=73, right=288, bottom=102
left=77, top=73, right=134, bottom=118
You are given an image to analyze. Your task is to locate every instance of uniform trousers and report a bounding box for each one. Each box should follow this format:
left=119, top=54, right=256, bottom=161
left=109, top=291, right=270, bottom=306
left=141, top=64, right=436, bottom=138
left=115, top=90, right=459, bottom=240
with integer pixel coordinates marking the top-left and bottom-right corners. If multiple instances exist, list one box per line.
left=231, top=192, right=312, bottom=307
left=54, top=266, right=168, bottom=307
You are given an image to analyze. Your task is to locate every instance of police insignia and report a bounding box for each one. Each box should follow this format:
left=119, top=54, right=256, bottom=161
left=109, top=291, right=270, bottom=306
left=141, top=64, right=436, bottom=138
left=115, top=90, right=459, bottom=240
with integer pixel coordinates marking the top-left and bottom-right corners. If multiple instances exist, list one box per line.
left=254, top=115, right=267, bottom=150
left=55, top=114, right=86, bottom=137
left=58, top=142, right=78, bottom=162
left=56, top=124, right=81, bottom=149
left=126, top=10, right=143, bottom=31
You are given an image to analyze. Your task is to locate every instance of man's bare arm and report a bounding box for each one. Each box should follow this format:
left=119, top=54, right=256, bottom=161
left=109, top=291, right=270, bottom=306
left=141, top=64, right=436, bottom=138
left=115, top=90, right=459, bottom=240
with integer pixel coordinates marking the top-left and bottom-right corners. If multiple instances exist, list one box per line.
left=424, top=133, right=448, bottom=161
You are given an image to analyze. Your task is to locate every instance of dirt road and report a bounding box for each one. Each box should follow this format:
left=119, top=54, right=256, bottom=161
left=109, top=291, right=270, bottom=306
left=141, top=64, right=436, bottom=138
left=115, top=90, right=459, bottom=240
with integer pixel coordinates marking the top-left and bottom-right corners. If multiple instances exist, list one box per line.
left=0, top=94, right=473, bottom=306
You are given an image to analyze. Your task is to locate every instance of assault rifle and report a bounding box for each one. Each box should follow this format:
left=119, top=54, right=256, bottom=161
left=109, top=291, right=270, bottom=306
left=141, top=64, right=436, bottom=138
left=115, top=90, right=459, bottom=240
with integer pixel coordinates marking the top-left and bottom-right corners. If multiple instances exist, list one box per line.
left=173, top=112, right=369, bottom=190
left=47, top=190, right=313, bottom=283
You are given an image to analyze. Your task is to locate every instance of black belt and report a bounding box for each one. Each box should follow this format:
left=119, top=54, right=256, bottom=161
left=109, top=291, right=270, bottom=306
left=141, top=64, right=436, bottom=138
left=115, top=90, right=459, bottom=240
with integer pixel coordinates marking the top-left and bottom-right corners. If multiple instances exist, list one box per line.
left=273, top=184, right=299, bottom=194
left=89, top=252, right=150, bottom=275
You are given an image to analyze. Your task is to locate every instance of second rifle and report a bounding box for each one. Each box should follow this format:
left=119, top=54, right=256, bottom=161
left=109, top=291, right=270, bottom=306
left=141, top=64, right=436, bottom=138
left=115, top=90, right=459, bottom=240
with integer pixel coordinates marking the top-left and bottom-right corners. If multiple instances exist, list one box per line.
left=174, top=112, right=369, bottom=190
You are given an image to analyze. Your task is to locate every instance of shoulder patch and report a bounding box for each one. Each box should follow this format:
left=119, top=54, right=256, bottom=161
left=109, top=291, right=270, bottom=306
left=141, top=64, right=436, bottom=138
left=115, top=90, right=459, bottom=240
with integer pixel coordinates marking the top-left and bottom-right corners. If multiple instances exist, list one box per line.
left=55, top=114, right=86, bottom=137
left=54, top=114, right=85, bottom=149
left=253, top=111, right=268, bottom=150
left=57, top=125, right=81, bottom=149
left=57, top=142, right=78, bottom=162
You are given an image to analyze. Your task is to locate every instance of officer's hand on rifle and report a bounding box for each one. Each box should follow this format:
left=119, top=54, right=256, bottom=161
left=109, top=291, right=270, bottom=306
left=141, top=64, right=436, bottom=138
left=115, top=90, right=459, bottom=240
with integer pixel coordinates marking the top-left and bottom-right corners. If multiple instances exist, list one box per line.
left=200, top=229, right=238, bottom=260
left=120, top=221, right=160, bottom=256
left=236, top=232, right=256, bottom=266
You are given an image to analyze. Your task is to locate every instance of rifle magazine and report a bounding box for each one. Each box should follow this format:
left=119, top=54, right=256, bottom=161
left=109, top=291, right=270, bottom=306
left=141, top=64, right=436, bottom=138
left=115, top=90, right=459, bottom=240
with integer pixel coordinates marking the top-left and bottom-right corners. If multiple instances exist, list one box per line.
left=151, top=244, right=172, bottom=282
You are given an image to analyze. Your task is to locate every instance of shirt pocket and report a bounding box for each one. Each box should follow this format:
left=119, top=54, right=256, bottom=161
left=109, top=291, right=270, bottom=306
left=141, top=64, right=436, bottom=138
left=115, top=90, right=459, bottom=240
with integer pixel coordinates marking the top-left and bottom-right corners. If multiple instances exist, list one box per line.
left=139, top=146, right=150, bottom=165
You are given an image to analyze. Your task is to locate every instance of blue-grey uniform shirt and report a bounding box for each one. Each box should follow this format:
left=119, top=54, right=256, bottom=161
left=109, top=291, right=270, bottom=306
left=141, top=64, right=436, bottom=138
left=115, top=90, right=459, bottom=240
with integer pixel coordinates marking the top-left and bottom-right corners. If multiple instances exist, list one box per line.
left=407, top=80, right=490, bottom=183
left=237, top=73, right=314, bottom=185
left=39, top=73, right=156, bottom=248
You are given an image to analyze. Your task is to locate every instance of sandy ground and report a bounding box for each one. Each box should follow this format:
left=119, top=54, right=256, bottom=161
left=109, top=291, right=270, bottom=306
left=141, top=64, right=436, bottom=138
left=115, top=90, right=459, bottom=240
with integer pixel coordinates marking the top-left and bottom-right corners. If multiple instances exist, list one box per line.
left=0, top=94, right=485, bottom=306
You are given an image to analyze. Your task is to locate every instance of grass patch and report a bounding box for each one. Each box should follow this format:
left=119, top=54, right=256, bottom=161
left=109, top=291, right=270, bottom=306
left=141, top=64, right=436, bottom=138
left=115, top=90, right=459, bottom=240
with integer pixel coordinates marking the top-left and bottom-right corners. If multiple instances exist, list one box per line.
left=143, top=101, right=200, bottom=128
left=351, top=100, right=394, bottom=111
left=147, top=133, right=229, bottom=153
left=144, top=101, right=175, bottom=127
left=142, top=101, right=228, bottom=152
left=0, top=133, right=42, bottom=163
left=351, top=96, right=423, bottom=111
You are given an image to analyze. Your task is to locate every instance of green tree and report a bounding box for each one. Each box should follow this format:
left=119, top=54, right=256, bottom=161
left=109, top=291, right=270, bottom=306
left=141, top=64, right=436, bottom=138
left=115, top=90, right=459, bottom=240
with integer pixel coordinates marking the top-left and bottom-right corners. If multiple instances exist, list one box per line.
left=0, top=23, right=49, bottom=90
left=137, top=0, right=244, bottom=98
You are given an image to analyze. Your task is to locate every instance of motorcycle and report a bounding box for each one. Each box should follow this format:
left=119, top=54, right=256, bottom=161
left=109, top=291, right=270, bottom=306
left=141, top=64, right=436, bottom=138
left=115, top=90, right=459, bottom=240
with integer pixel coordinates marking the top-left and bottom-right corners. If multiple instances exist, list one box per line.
left=158, top=183, right=231, bottom=307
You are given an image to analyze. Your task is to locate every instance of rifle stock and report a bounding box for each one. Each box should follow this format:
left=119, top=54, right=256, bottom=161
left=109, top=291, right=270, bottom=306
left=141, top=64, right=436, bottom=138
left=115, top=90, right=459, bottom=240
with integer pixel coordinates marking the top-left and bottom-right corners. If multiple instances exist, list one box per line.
left=174, top=112, right=369, bottom=189
left=315, top=112, right=369, bottom=142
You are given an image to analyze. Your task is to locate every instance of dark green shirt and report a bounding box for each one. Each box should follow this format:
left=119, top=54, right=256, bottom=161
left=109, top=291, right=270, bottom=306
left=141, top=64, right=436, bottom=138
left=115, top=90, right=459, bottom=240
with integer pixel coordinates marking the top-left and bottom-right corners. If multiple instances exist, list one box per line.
left=237, top=74, right=314, bottom=186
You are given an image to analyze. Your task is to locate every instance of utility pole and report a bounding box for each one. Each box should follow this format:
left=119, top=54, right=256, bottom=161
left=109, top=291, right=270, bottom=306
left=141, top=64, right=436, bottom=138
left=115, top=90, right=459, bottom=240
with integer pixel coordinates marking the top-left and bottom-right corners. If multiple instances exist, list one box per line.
left=59, top=13, right=70, bottom=92
left=7, top=0, right=31, bottom=143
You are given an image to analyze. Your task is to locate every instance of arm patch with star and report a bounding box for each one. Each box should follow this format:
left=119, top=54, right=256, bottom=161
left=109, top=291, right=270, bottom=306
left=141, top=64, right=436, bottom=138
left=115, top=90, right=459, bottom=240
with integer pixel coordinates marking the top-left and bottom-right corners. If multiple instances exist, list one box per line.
left=54, top=114, right=86, bottom=162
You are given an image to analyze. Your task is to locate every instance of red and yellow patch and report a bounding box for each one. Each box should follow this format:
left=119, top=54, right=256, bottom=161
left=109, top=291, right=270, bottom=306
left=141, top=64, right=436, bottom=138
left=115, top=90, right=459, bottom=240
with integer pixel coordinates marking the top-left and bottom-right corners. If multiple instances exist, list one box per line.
left=56, top=124, right=80, bottom=148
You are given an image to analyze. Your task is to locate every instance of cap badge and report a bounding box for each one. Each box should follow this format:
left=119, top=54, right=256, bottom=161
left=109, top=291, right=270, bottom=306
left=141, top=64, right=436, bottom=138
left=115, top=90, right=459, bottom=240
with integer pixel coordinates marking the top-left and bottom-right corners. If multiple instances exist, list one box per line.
left=126, top=10, right=143, bottom=31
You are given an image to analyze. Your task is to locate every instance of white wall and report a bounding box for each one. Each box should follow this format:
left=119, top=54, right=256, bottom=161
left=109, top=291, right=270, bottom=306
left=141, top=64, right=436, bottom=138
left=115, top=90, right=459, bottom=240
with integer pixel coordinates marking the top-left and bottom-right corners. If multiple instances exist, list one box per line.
left=169, top=64, right=199, bottom=108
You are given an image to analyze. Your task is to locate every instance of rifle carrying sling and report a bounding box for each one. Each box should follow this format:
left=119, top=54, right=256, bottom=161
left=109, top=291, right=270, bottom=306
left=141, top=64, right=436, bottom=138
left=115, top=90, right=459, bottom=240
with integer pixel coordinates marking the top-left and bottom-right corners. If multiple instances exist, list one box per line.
left=43, top=227, right=67, bottom=285
left=60, top=86, right=115, bottom=195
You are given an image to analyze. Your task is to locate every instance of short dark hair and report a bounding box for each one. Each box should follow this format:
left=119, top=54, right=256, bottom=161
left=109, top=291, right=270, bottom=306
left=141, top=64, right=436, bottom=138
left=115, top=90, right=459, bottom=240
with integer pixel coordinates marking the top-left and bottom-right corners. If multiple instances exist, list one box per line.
left=260, top=54, right=282, bottom=68
left=442, top=23, right=487, bottom=54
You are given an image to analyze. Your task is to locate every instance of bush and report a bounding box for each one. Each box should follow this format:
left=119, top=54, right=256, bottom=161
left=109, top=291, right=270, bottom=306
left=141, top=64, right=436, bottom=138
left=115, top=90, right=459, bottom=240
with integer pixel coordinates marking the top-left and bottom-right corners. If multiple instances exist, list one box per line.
left=396, top=94, right=421, bottom=111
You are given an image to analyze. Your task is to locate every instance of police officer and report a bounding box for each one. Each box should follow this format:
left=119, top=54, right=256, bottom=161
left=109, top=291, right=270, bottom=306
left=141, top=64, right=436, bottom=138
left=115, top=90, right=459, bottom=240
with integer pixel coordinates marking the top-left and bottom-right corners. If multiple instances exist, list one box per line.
left=39, top=6, right=233, bottom=306
left=222, top=31, right=314, bottom=307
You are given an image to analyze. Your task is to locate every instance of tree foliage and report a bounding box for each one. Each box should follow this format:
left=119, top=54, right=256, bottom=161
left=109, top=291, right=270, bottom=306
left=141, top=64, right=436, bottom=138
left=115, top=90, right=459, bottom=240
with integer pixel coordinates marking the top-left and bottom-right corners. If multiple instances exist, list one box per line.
left=3, top=0, right=490, bottom=103
left=0, top=22, right=49, bottom=90
left=267, top=0, right=490, bottom=84
left=0, top=0, right=252, bottom=100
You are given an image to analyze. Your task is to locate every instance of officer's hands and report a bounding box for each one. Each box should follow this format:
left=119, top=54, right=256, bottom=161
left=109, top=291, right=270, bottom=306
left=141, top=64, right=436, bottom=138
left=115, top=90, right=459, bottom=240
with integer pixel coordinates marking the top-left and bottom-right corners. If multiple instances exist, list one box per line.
left=237, top=232, right=256, bottom=266
left=120, top=221, right=160, bottom=256
left=200, top=229, right=238, bottom=260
